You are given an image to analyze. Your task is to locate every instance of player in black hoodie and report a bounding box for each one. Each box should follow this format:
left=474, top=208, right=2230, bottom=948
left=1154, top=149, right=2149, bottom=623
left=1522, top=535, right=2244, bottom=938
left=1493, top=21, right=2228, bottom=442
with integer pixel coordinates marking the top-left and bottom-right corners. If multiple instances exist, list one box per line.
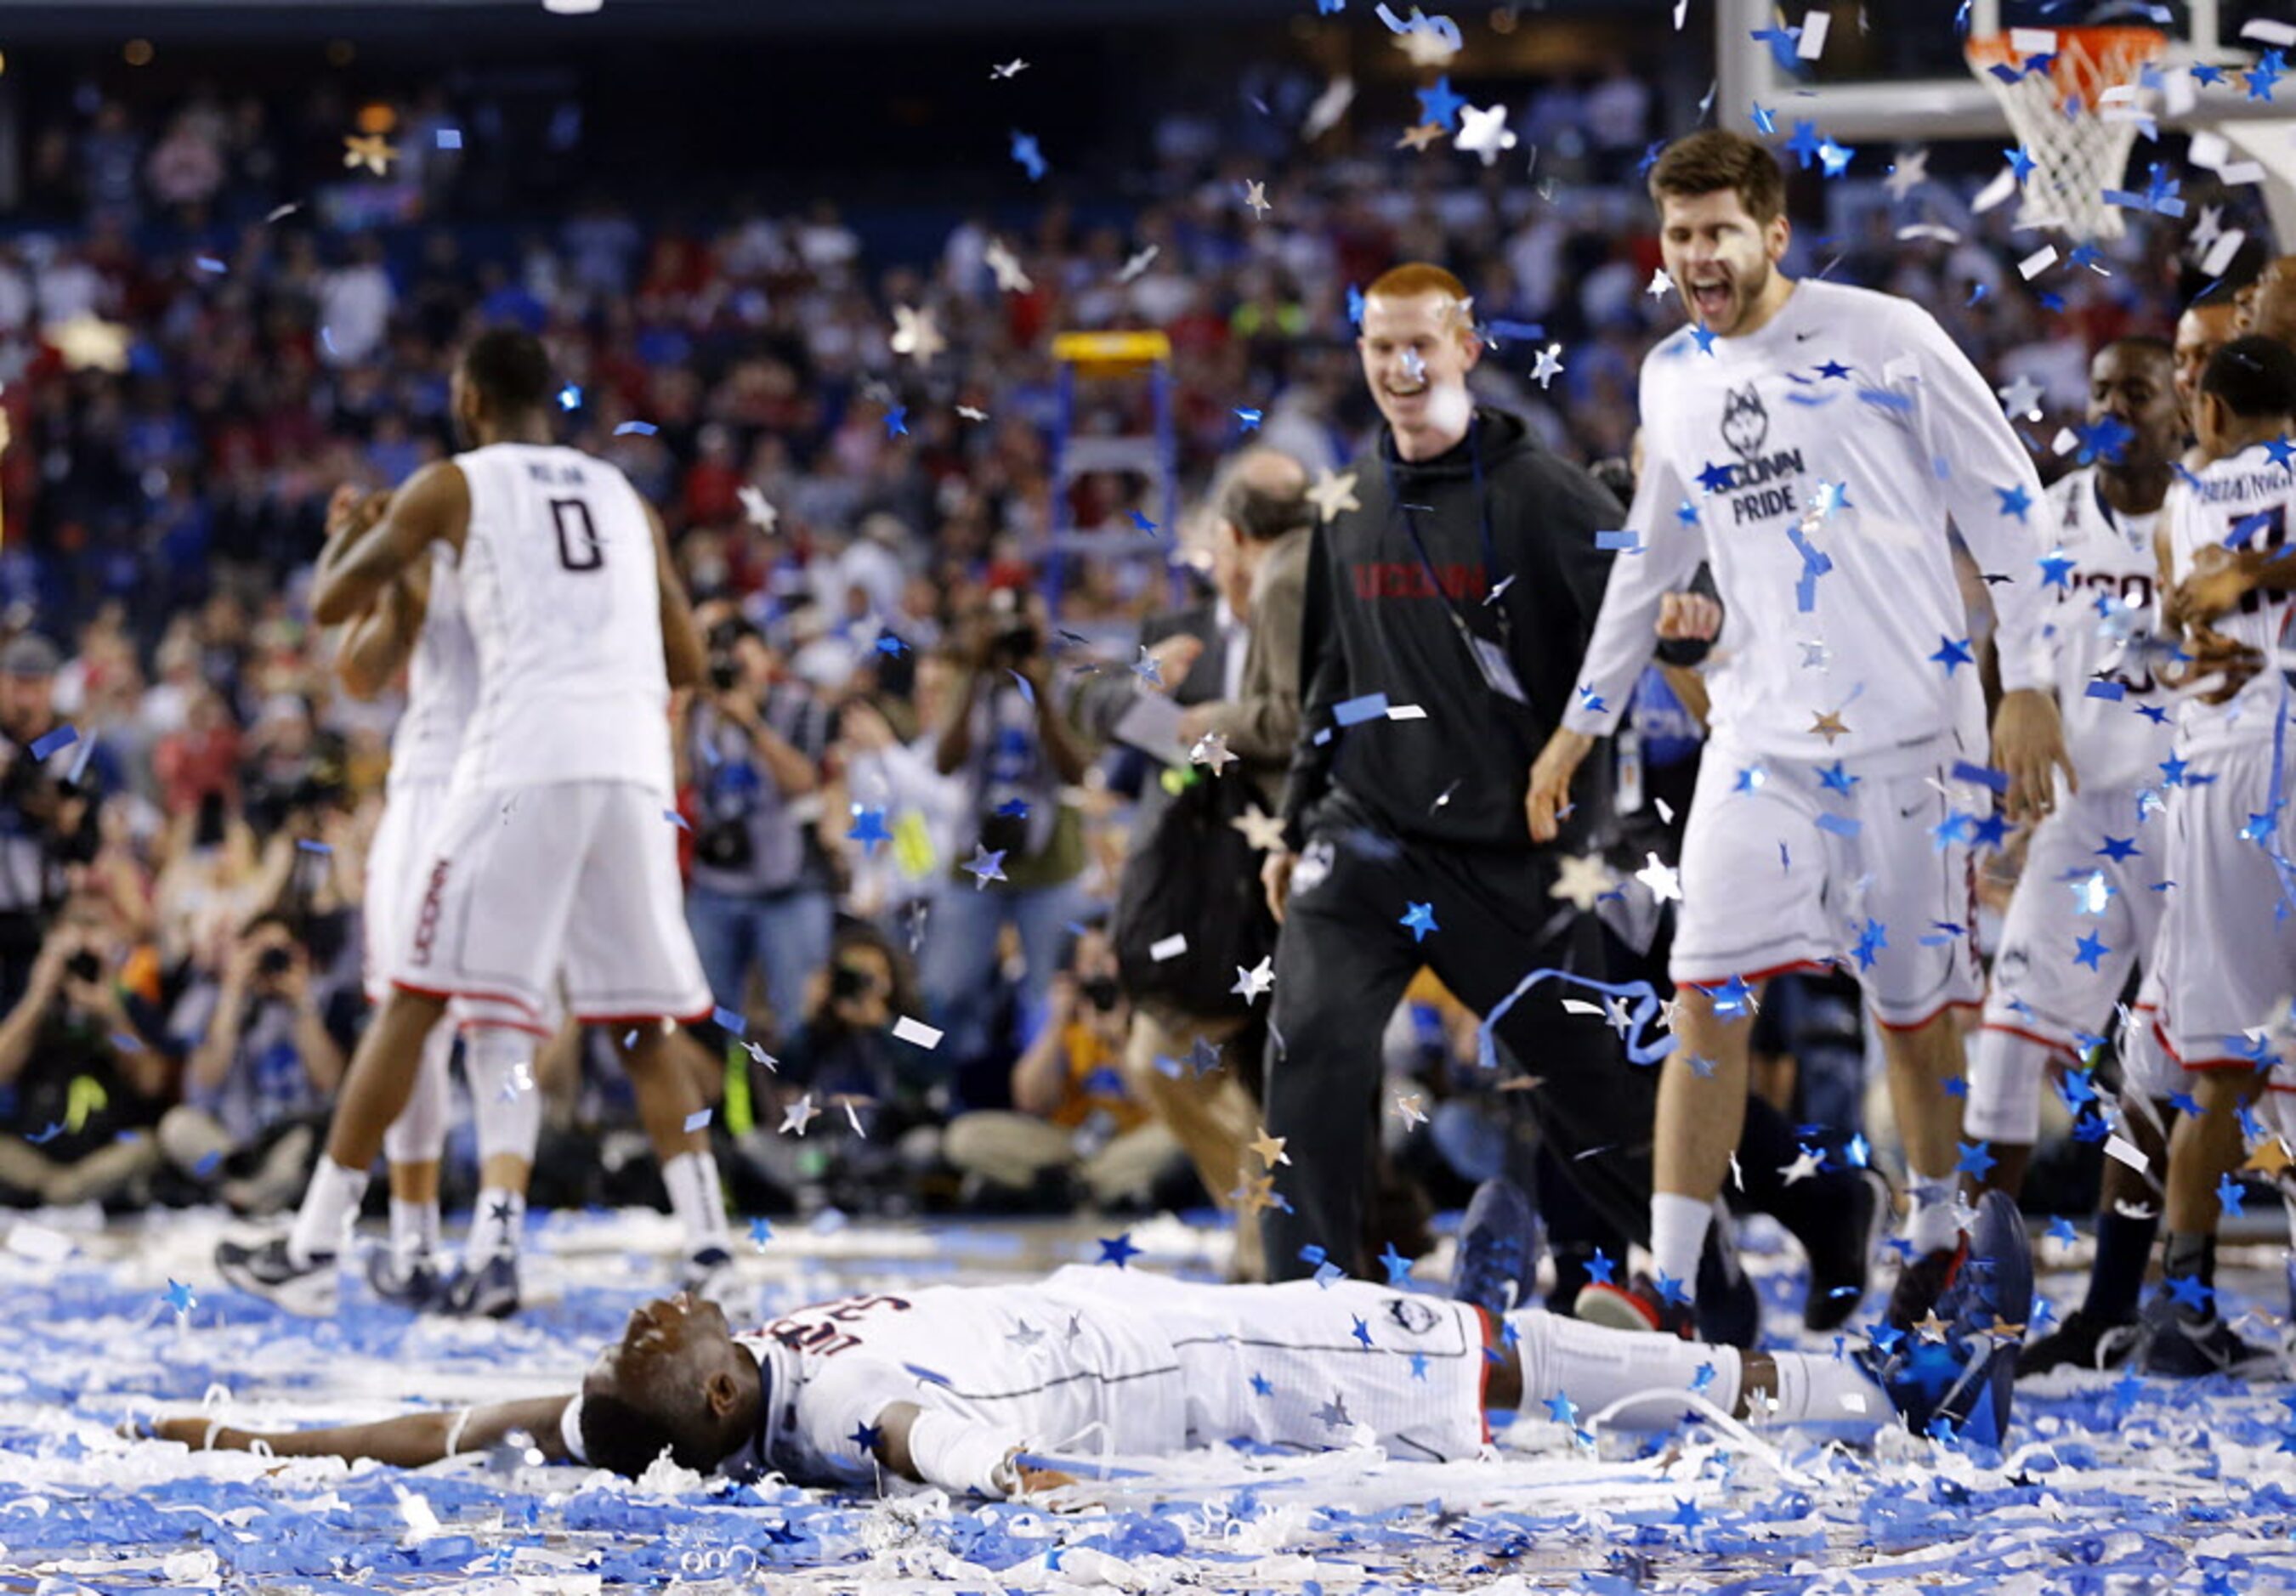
left=1261, top=268, right=1877, bottom=1336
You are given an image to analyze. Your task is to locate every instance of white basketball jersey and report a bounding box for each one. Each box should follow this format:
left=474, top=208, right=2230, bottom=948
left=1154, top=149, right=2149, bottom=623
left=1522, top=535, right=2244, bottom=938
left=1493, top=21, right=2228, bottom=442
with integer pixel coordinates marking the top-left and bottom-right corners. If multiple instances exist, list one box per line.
left=2168, top=440, right=2296, bottom=758
left=450, top=443, right=674, bottom=794
left=386, top=541, right=478, bottom=790
left=2036, top=468, right=2174, bottom=791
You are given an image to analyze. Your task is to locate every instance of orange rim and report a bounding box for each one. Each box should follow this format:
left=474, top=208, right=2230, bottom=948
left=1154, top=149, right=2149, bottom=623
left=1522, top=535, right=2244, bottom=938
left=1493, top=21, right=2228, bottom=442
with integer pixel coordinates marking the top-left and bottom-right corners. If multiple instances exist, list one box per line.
left=1966, top=25, right=2170, bottom=110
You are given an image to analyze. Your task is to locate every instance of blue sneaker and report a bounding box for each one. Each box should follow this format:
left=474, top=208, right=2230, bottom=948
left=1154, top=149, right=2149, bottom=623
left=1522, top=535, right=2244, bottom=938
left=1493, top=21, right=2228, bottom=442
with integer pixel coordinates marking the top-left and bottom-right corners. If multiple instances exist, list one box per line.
left=444, top=1252, right=521, bottom=1319
left=1860, top=1189, right=2031, bottom=1447
left=1450, top=1178, right=1543, bottom=1317
left=366, top=1248, right=445, bottom=1312
left=676, top=1244, right=736, bottom=1303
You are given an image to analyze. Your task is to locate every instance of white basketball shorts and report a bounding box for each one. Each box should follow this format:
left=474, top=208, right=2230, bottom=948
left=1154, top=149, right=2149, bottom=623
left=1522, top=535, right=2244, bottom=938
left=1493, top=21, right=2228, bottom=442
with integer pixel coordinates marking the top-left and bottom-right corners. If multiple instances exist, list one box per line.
left=2147, top=738, right=2296, bottom=1089
left=1979, top=784, right=2165, bottom=1056
left=1670, top=735, right=1981, bottom=1029
left=387, top=779, right=711, bottom=1033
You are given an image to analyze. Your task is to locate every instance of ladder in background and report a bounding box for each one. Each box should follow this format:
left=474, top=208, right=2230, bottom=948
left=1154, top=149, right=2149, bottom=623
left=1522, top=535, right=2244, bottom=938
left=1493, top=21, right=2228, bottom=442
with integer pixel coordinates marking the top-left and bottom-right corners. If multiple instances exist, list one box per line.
left=1046, top=330, right=1183, bottom=610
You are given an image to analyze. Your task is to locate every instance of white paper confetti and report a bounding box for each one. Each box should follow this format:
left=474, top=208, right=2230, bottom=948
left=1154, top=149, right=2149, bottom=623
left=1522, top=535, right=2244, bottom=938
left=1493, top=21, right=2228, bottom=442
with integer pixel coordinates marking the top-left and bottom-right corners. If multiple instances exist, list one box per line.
left=1149, top=933, right=1189, bottom=962
left=1796, top=9, right=1831, bottom=59
left=893, top=1016, right=943, bottom=1049
left=2017, top=245, right=2059, bottom=280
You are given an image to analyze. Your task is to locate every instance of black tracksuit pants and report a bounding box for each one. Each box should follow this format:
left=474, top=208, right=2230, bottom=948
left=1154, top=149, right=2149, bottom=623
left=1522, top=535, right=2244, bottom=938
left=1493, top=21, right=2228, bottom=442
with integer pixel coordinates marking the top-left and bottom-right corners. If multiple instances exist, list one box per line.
left=1263, top=801, right=1660, bottom=1279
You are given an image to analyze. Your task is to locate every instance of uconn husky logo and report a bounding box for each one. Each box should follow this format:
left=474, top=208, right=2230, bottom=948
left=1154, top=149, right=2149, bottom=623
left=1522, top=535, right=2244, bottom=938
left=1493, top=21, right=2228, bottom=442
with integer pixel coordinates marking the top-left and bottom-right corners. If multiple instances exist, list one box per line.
left=1720, top=383, right=1770, bottom=461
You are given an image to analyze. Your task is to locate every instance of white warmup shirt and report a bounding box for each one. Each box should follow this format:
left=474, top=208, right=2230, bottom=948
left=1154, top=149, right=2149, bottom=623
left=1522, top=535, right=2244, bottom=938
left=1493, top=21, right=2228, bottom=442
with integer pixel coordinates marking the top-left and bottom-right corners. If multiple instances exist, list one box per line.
left=2034, top=467, right=2174, bottom=791
left=1562, top=278, right=2052, bottom=768
left=448, top=443, right=675, bottom=795
left=2166, top=439, right=2296, bottom=758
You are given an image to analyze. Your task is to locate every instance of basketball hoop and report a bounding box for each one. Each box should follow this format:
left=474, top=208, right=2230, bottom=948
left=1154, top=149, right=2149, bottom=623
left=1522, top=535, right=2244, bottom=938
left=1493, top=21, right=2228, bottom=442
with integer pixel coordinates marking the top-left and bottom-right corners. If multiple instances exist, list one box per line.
left=1965, top=25, right=2170, bottom=241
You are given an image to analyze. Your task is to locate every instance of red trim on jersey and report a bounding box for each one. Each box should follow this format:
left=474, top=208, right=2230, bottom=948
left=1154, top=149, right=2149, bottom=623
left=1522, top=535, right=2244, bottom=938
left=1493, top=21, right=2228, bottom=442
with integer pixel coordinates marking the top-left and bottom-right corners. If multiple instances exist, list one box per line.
left=1872, top=998, right=1981, bottom=1035
left=1977, top=1020, right=2079, bottom=1061
left=2151, top=1017, right=2282, bottom=1076
left=575, top=1004, right=717, bottom=1026
left=459, top=1017, right=554, bottom=1040
left=389, top=978, right=545, bottom=1017
left=1674, top=958, right=1830, bottom=991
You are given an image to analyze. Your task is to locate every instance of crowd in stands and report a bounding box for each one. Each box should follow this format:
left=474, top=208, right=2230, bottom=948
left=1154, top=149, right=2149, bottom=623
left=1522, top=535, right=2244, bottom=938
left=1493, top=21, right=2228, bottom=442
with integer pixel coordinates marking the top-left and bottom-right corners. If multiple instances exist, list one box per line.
left=0, top=60, right=2237, bottom=1229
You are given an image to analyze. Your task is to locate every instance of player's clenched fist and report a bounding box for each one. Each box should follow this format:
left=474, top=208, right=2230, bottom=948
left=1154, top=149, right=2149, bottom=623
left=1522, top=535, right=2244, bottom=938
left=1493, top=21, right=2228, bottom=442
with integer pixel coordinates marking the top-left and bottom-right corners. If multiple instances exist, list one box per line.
left=1656, top=591, right=1723, bottom=642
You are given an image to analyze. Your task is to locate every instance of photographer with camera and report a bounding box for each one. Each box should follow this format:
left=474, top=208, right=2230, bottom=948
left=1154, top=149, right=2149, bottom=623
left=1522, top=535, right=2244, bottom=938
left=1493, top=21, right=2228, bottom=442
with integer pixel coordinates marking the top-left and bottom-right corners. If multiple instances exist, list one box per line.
left=0, top=634, right=104, bottom=1013
left=940, top=920, right=1187, bottom=1212
left=922, top=586, right=1094, bottom=1080
left=0, top=909, right=170, bottom=1208
left=678, top=611, right=836, bottom=1048
left=727, top=922, right=942, bottom=1214
left=158, top=912, right=352, bottom=1216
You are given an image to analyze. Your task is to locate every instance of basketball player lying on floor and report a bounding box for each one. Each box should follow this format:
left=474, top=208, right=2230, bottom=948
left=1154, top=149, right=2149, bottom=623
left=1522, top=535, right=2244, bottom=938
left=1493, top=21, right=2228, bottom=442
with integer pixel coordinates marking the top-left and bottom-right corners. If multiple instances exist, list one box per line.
left=143, top=1191, right=2032, bottom=1494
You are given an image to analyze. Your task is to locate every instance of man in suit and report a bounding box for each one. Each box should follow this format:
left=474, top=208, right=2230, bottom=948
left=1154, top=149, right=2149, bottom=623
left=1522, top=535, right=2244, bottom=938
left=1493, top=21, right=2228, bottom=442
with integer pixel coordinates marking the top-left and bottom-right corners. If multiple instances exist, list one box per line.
left=1073, top=448, right=1310, bottom=1280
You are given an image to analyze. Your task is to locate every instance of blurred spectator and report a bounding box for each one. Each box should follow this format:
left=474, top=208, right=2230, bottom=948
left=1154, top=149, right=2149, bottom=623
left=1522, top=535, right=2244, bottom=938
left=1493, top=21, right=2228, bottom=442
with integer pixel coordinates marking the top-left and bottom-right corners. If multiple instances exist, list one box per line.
left=941, top=922, right=1188, bottom=1211
left=678, top=613, right=836, bottom=1045
left=158, top=912, right=352, bottom=1214
left=922, top=588, right=1094, bottom=1075
left=0, top=634, right=103, bottom=1010
left=0, top=910, right=170, bottom=1208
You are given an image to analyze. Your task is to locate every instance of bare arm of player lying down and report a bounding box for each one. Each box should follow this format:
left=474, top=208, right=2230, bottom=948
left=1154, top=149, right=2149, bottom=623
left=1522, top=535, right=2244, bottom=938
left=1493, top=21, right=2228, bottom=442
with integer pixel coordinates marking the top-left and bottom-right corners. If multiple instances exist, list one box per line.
left=140, top=1394, right=577, bottom=1470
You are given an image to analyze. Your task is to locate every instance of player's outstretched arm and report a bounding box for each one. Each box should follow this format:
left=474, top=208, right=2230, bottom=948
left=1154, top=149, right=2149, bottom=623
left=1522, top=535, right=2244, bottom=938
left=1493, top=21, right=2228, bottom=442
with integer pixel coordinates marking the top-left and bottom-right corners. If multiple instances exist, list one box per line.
left=140, top=1394, right=576, bottom=1470
left=646, top=501, right=706, bottom=691
left=312, top=461, right=470, bottom=627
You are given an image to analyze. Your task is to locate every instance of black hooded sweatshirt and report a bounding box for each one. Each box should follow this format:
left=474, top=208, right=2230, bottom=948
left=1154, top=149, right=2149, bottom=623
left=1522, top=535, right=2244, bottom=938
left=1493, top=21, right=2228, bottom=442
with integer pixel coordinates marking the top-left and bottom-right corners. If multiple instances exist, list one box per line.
left=1282, top=407, right=1623, bottom=852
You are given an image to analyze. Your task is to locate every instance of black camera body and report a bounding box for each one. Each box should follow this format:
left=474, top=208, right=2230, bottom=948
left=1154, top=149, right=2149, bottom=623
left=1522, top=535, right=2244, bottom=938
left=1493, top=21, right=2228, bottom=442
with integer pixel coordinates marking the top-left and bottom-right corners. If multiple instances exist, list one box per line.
left=256, top=946, right=294, bottom=978
left=64, top=949, right=100, bottom=985
left=983, top=588, right=1039, bottom=665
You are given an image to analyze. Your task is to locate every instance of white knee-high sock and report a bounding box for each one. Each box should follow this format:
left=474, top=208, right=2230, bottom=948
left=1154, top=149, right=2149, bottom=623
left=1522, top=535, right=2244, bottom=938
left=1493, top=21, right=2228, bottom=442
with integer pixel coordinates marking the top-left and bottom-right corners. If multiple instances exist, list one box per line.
left=1905, top=1168, right=1960, bottom=1255
left=465, top=1027, right=544, bottom=1169
left=1650, top=1192, right=1713, bottom=1300
left=382, top=1025, right=457, bottom=1264
left=1506, top=1306, right=1742, bottom=1426
left=467, top=1186, right=525, bottom=1265
left=286, top=1159, right=369, bottom=1265
left=1759, top=1347, right=1889, bottom=1434
left=662, top=1150, right=730, bottom=1252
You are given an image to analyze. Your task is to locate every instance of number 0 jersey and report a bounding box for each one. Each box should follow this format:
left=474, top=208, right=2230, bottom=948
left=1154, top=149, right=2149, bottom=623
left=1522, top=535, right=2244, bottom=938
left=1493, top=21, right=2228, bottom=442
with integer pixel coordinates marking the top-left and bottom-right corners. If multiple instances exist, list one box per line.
left=2037, top=467, right=2174, bottom=792
left=449, top=443, right=674, bottom=795
left=2167, top=440, right=2296, bottom=759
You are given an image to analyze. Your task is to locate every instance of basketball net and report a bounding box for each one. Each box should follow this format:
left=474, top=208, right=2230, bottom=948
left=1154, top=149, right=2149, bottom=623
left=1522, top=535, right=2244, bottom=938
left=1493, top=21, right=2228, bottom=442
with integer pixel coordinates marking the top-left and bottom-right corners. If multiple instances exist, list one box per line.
left=1966, top=26, right=2170, bottom=241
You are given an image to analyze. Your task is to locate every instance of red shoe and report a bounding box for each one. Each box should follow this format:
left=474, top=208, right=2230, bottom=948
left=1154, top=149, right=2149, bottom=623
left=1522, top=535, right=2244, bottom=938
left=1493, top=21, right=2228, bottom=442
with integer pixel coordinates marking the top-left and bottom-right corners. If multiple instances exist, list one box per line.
left=1573, top=1270, right=1697, bottom=1338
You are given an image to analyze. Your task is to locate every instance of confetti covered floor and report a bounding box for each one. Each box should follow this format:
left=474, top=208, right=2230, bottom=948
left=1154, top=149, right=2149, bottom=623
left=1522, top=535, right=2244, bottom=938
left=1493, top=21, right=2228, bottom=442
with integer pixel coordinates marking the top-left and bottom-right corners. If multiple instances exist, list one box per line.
left=7, top=1205, right=2296, bottom=1594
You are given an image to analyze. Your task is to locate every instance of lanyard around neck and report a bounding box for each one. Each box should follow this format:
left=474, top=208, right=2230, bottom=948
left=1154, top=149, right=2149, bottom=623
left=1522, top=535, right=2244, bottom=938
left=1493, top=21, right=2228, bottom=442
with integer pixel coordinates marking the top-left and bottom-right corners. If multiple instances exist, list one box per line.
left=1382, top=416, right=1510, bottom=650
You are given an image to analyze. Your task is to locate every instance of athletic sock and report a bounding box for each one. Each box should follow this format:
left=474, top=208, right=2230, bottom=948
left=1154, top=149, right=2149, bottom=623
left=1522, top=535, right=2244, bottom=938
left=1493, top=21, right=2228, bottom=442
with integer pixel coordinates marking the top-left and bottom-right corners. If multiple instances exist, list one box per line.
left=1506, top=1305, right=1742, bottom=1426
left=1650, top=1191, right=1713, bottom=1302
left=1763, top=1347, right=1889, bottom=1432
left=389, top=1198, right=440, bottom=1265
left=662, top=1150, right=731, bottom=1252
left=2161, top=1230, right=2216, bottom=1322
left=1904, top=1168, right=1959, bottom=1256
left=286, top=1159, right=369, bottom=1265
left=2081, top=1207, right=2159, bottom=1323
left=468, top=1186, right=526, bottom=1265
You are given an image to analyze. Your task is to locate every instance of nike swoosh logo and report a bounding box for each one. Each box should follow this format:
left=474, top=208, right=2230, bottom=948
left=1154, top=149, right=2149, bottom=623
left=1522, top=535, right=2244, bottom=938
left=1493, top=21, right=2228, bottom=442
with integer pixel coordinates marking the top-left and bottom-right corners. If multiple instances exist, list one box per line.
left=1899, top=802, right=1925, bottom=818
left=1794, top=331, right=1817, bottom=341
